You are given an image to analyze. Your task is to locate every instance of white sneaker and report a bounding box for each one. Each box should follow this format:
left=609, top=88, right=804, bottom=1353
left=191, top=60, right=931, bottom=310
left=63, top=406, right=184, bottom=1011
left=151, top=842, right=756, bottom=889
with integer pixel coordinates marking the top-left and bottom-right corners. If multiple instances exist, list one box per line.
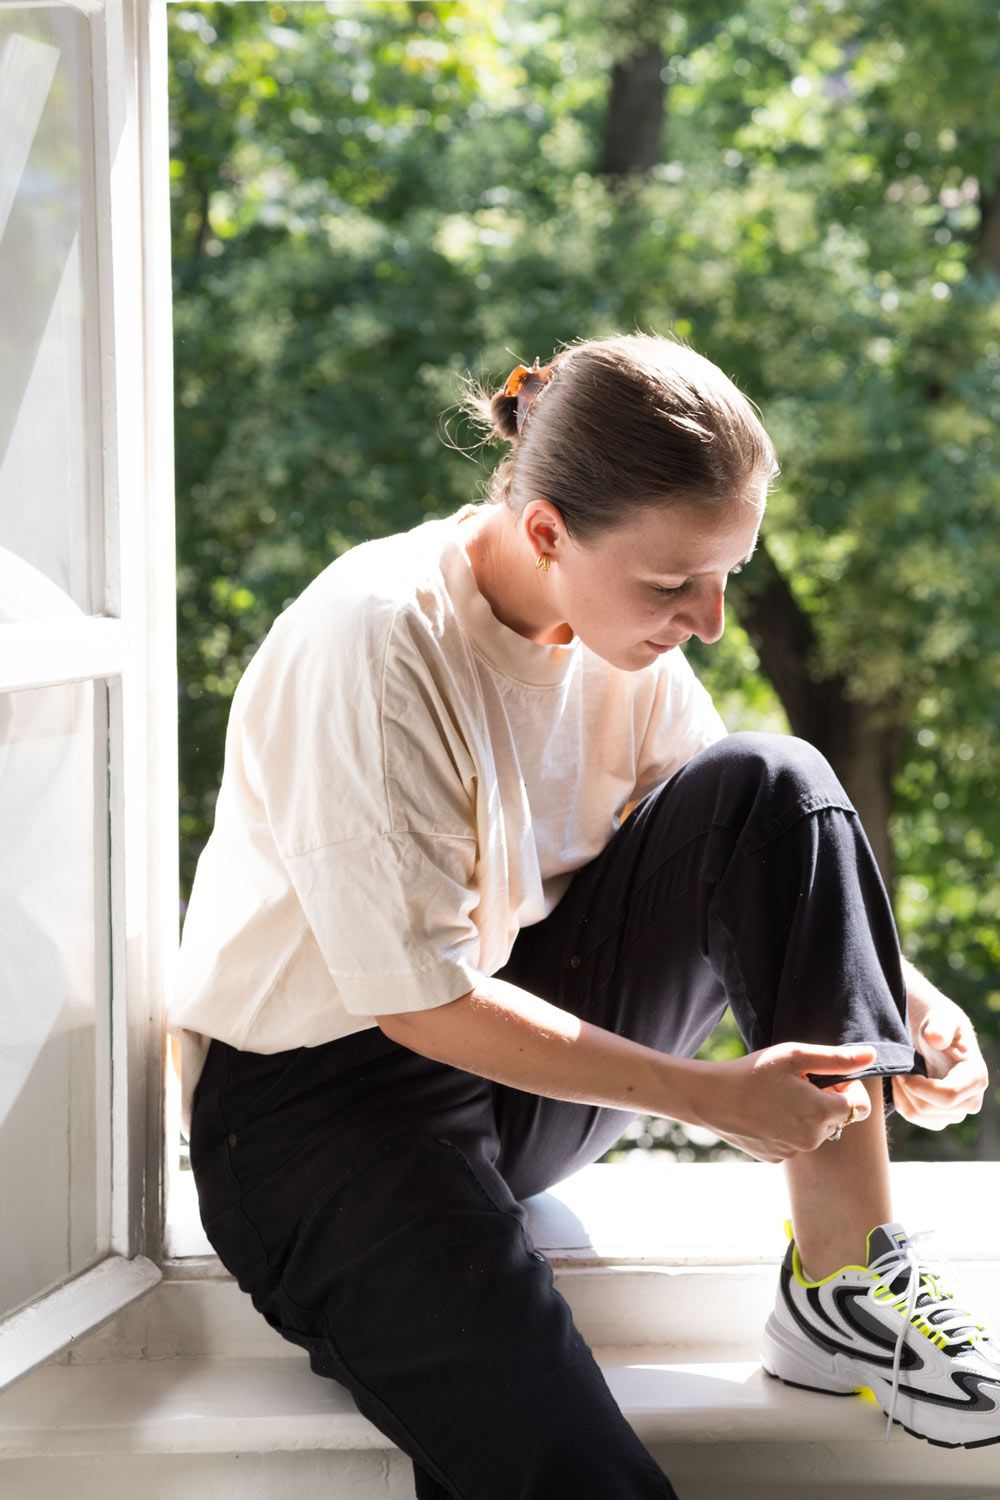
left=761, top=1217, right=1000, bottom=1447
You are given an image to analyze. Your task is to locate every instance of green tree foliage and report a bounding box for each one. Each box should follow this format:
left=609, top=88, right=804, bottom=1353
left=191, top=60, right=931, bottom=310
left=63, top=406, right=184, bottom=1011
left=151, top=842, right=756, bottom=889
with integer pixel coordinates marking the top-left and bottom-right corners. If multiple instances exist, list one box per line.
left=169, top=0, right=999, bottom=1159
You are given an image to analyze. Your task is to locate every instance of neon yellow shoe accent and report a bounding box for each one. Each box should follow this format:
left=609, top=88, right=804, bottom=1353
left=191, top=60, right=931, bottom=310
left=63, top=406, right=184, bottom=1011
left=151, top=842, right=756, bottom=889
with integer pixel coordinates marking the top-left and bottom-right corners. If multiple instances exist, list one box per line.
left=792, top=1242, right=869, bottom=1287
left=784, top=1217, right=881, bottom=1287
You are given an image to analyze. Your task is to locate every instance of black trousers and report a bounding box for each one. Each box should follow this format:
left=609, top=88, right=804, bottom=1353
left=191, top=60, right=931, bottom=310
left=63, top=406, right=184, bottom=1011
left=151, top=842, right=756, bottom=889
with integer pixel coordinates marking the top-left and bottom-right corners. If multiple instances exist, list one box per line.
left=189, top=732, right=926, bottom=1500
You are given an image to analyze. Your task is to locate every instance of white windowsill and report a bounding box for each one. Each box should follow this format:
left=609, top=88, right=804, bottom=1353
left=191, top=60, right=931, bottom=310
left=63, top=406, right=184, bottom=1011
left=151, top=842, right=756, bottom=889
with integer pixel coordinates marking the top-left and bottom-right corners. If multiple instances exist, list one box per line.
left=3, top=1160, right=998, bottom=1499
left=166, top=1153, right=1000, bottom=1267
left=147, top=1156, right=1000, bottom=1361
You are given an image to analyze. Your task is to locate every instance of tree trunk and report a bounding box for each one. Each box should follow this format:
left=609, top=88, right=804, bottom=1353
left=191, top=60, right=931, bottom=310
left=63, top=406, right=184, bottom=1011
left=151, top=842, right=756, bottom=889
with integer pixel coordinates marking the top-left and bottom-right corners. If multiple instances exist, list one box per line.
left=598, top=40, right=667, bottom=178
left=810, top=704, right=903, bottom=892
left=730, top=546, right=904, bottom=891
left=592, top=22, right=905, bottom=894
left=974, top=170, right=1000, bottom=277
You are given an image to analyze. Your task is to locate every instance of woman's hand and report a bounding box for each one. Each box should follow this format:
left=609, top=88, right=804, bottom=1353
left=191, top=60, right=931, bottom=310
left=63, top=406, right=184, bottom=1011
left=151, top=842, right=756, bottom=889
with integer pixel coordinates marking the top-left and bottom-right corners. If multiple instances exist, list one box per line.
left=892, top=998, right=989, bottom=1130
left=696, top=1041, right=879, bottom=1163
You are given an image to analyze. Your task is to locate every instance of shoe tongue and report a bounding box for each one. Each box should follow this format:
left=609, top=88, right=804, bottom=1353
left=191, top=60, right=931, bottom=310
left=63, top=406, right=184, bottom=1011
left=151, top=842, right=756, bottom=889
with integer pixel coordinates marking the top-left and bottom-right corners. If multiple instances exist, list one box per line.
left=868, top=1221, right=941, bottom=1303
left=866, top=1222, right=911, bottom=1269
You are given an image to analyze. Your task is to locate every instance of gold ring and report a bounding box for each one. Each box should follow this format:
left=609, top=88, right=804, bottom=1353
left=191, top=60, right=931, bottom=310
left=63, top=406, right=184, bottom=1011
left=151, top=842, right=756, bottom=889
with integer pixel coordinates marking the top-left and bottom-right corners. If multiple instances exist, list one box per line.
left=829, top=1102, right=862, bottom=1142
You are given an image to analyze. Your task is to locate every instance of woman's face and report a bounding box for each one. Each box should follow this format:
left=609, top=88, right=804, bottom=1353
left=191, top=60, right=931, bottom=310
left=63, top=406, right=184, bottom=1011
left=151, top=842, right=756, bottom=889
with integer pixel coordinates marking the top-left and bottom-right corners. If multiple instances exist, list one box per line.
left=542, top=491, right=766, bottom=671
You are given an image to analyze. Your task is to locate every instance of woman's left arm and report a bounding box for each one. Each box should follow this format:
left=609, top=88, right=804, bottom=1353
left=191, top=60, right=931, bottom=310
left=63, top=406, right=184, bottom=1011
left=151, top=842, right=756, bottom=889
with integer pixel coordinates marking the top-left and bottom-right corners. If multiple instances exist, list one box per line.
left=894, top=956, right=990, bottom=1129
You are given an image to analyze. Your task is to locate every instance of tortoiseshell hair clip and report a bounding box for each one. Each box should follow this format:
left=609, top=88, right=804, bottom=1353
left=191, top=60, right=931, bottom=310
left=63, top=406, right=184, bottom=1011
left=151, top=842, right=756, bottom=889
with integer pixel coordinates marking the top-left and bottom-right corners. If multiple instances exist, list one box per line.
left=501, top=356, right=556, bottom=435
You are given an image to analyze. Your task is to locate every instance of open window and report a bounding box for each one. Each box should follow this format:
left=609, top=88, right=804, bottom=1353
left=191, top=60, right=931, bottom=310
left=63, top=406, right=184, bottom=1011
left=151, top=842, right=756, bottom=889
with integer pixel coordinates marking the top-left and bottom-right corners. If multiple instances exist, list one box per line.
left=0, top=0, right=176, bottom=1386
left=3, top=0, right=994, bottom=1390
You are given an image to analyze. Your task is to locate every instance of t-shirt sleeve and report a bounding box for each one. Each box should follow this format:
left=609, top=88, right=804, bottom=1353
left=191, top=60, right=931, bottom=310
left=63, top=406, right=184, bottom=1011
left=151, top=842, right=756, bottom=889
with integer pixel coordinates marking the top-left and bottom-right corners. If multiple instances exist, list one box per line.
left=284, top=830, right=484, bottom=1016
left=630, top=648, right=728, bottom=805
left=240, top=600, right=487, bottom=1018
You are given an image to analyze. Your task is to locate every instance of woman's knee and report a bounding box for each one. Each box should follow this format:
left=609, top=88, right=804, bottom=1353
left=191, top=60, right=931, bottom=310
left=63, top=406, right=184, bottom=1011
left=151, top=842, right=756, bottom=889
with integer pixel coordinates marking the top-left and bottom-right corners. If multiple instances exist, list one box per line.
left=700, top=730, right=844, bottom=789
left=684, top=731, right=856, bottom=825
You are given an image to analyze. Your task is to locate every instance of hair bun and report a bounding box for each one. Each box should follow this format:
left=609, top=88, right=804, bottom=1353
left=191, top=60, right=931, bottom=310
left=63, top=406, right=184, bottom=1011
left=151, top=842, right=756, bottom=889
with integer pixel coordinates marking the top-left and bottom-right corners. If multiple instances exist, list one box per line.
left=490, top=390, right=521, bottom=442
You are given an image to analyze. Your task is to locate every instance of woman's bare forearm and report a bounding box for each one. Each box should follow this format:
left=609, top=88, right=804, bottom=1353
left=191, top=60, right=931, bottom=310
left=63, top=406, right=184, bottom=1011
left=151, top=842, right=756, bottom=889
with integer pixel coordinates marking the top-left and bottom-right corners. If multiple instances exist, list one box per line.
left=376, top=977, right=915, bottom=1165
left=374, top=975, right=707, bottom=1126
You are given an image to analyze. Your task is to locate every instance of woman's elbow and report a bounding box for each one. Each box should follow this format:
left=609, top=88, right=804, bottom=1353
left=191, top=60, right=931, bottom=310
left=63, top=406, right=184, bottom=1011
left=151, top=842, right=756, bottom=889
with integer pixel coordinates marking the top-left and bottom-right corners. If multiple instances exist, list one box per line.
left=373, top=991, right=474, bottom=1045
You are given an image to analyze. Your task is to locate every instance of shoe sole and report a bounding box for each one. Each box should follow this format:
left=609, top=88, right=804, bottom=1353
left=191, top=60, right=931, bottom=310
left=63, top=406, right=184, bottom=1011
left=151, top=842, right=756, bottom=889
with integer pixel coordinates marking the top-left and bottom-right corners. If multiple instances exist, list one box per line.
left=760, top=1363, right=1000, bottom=1449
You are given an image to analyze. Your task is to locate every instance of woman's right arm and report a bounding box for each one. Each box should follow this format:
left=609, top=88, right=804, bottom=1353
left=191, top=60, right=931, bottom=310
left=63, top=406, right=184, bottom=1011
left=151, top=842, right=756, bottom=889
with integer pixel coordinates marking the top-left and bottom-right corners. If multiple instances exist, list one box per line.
left=375, top=977, right=876, bottom=1162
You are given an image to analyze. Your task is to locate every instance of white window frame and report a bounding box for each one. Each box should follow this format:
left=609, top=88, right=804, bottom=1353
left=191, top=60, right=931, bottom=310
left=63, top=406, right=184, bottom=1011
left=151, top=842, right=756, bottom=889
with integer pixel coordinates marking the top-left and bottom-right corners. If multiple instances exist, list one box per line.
left=0, top=0, right=176, bottom=1388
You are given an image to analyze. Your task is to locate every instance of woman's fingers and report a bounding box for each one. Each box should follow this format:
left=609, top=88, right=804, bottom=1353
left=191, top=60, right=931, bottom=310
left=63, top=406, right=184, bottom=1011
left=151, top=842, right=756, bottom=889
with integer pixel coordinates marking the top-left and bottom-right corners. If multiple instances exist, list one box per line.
left=892, top=1074, right=976, bottom=1128
left=892, top=1085, right=955, bottom=1130
left=892, top=1075, right=944, bottom=1112
left=918, top=1013, right=966, bottom=1049
left=913, top=1006, right=985, bottom=1083
left=898, top=1061, right=986, bottom=1108
left=790, top=1043, right=878, bottom=1078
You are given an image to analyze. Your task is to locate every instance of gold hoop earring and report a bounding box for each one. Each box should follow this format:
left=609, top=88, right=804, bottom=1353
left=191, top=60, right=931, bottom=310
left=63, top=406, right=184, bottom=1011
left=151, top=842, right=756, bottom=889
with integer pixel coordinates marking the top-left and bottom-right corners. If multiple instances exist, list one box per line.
left=535, top=554, right=552, bottom=572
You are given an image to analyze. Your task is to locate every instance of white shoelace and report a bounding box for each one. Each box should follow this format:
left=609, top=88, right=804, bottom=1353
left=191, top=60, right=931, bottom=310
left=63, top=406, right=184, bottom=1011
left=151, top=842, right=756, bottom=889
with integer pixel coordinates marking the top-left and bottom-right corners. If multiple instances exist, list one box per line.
left=869, top=1228, right=984, bottom=1442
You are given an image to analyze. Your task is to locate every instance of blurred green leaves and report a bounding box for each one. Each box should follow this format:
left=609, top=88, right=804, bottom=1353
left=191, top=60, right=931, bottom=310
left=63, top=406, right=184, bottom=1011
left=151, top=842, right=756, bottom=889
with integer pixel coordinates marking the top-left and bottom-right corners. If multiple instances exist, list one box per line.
left=169, top=0, right=999, bottom=1158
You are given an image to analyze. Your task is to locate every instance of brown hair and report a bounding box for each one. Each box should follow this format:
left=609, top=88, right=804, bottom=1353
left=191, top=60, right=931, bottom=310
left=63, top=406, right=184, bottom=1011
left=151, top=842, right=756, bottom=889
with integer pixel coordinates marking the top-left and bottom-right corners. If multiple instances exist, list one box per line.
left=455, top=330, right=778, bottom=544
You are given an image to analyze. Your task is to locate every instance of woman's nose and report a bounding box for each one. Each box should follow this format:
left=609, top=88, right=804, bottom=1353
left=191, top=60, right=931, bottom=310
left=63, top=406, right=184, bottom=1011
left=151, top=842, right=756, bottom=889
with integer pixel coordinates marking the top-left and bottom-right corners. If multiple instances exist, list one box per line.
left=679, top=584, right=725, bottom=645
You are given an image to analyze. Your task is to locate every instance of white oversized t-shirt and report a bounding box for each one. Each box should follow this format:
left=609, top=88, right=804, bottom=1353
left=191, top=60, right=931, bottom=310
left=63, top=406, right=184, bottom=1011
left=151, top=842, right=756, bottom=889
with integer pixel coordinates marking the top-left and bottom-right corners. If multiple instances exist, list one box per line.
left=170, top=500, right=728, bottom=1136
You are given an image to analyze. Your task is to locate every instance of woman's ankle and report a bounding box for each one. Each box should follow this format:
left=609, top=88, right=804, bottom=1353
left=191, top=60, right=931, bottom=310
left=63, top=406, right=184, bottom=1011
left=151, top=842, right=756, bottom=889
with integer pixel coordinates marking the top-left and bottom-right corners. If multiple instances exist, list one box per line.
left=797, top=1242, right=869, bottom=1282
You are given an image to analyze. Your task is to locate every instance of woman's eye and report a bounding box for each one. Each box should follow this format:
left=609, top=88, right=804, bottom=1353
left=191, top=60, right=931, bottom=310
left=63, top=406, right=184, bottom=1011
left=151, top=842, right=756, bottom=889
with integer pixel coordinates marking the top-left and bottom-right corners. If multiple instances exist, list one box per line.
left=651, top=582, right=687, bottom=598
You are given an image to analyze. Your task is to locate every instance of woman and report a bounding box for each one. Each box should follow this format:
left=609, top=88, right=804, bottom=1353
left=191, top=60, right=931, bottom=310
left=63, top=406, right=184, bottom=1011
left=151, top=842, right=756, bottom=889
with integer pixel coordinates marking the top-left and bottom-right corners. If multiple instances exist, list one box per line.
left=172, top=332, right=995, bottom=1498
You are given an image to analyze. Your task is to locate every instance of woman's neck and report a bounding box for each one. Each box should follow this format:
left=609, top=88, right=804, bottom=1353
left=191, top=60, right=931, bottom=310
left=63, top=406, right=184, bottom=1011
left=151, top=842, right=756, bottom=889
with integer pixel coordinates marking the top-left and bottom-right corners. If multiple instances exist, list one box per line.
left=461, top=504, right=575, bottom=646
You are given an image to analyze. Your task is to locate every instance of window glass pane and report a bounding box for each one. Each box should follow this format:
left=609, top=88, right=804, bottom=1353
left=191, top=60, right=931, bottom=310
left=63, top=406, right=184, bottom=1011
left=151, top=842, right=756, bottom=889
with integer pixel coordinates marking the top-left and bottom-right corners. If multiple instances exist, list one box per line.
left=0, top=5, right=102, bottom=622
left=0, top=678, right=111, bottom=1319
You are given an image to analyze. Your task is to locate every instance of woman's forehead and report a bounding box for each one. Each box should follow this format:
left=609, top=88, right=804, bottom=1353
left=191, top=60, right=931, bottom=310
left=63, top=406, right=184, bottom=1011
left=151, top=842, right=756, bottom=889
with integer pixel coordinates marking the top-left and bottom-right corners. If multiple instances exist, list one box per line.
left=610, top=498, right=763, bottom=576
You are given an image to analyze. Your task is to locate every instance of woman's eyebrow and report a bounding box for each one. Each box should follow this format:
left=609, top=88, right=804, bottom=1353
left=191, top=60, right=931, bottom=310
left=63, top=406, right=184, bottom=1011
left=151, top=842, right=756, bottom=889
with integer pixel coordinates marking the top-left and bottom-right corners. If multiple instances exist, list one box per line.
left=645, top=542, right=759, bottom=581
left=648, top=552, right=757, bottom=581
